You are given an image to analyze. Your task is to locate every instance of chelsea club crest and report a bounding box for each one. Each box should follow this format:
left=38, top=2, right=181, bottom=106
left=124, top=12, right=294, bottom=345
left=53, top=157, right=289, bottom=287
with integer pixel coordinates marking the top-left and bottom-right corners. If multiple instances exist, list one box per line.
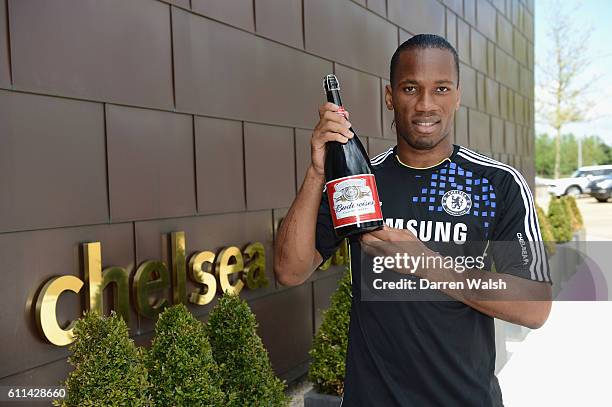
left=441, top=190, right=472, bottom=216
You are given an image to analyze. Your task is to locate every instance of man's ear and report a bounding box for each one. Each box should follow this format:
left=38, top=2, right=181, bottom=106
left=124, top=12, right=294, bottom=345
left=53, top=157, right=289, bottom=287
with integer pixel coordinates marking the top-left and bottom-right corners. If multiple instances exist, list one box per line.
left=384, top=84, right=393, bottom=110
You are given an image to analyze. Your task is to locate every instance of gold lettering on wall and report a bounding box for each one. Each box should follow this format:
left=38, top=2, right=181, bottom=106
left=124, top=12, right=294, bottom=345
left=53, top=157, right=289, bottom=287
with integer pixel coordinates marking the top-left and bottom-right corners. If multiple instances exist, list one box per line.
left=216, top=247, right=244, bottom=295
left=171, top=232, right=187, bottom=305
left=84, top=242, right=130, bottom=324
left=133, top=261, right=170, bottom=319
left=35, top=275, right=84, bottom=346
left=31, top=231, right=287, bottom=346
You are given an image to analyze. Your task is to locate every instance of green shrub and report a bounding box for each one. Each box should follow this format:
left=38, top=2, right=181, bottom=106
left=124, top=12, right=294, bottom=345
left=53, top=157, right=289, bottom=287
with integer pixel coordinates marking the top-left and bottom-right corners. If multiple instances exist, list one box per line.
left=560, top=195, right=584, bottom=231
left=548, top=198, right=573, bottom=243
left=308, top=267, right=352, bottom=396
left=148, top=304, right=228, bottom=407
left=56, top=311, right=150, bottom=407
left=536, top=204, right=557, bottom=256
left=205, top=292, right=288, bottom=407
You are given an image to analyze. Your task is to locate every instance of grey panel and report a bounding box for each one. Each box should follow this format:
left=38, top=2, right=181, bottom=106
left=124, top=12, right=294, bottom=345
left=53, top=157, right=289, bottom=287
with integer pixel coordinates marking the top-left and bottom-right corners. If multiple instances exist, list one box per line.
left=454, top=105, right=469, bottom=146
left=0, top=91, right=107, bottom=232
left=468, top=109, right=491, bottom=152
left=163, top=0, right=190, bottom=7
left=471, top=28, right=487, bottom=73
left=368, top=138, right=395, bottom=158
left=476, top=0, right=497, bottom=40
left=295, top=128, right=313, bottom=193
left=335, top=64, right=381, bottom=139
left=497, top=14, right=513, bottom=55
left=504, top=120, right=516, bottom=155
left=0, top=0, right=9, bottom=86
left=367, top=0, right=386, bottom=17
left=486, top=77, right=500, bottom=116
left=460, top=63, right=477, bottom=109
left=387, top=0, right=445, bottom=37
left=173, top=7, right=331, bottom=129
left=244, top=122, right=295, bottom=210
left=457, top=19, right=470, bottom=64
left=499, top=85, right=509, bottom=120
left=491, top=117, right=505, bottom=153
left=192, top=0, right=254, bottom=31
left=0, top=223, right=134, bottom=379
left=464, top=0, right=476, bottom=26
left=106, top=105, right=196, bottom=222
left=313, top=271, right=344, bottom=332
left=255, top=0, right=303, bottom=48
left=195, top=116, right=245, bottom=214
left=445, top=9, right=457, bottom=49
left=304, top=0, right=397, bottom=79
left=477, top=72, right=486, bottom=112
left=443, top=0, right=463, bottom=16
left=488, top=41, right=496, bottom=77
left=10, top=0, right=173, bottom=109
left=249, top=283, right=313, bottom=377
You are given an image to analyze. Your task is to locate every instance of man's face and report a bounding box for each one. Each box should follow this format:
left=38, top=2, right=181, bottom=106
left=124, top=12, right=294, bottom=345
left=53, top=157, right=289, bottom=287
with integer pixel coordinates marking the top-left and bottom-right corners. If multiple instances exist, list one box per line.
left=385, top=48, right=461, bottom=150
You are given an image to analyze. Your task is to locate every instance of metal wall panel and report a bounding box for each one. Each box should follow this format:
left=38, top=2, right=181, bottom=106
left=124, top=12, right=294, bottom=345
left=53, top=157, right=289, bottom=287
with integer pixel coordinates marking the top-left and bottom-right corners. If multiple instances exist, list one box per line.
left=10, top=0, right=173, bottom=109
left=195, top=116, right=246, bottom=214
left=0, top=91, right=107, bottom=232
left=244, top=122, right=295, bottom=210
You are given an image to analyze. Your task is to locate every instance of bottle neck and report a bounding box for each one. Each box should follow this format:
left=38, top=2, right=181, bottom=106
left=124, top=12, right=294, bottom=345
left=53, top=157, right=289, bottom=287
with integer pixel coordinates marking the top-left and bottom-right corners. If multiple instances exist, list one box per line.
left=326, top=89, right=343, bottom=106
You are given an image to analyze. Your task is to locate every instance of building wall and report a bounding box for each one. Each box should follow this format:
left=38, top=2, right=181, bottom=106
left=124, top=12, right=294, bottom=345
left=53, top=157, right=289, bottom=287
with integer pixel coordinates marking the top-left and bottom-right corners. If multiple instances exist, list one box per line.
left=0, top=0, right=535, bottom=388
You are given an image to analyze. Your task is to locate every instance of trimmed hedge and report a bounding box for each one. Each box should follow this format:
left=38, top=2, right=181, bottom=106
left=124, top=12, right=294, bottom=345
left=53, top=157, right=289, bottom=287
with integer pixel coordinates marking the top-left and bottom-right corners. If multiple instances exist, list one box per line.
left=536, top=204, right=557, bottom=256
left=308, top=267, right=352, bottom=396
left=56, top=311, right=150, bottom=407
left=147, top=304, right=229, bottom=406
left=206, top=292, right=288, bottom=407
left=560, top=195, right=584, bottom=232
left=548, top=198, right=573, bottom=243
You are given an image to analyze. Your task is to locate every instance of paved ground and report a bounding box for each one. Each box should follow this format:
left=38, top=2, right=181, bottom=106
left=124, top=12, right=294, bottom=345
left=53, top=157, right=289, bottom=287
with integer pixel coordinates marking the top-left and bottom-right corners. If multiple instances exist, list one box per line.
left=498, top=195, right=612, bottom=406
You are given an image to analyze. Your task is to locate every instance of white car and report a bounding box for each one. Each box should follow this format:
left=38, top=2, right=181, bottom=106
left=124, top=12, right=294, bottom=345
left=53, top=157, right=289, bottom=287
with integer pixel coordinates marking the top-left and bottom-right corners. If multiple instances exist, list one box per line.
left=547, top=165, right=612, bottom=197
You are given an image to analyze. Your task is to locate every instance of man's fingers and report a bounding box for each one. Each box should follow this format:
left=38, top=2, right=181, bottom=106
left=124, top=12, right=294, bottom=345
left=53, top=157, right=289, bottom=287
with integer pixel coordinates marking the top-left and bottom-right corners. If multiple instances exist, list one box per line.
left=318, top=102, right=339, bottom=118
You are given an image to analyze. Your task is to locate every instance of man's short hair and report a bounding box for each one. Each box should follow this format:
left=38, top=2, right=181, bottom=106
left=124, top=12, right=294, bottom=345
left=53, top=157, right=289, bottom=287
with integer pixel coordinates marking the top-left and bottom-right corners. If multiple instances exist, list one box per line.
left=390, top=34, right=460, bottom=87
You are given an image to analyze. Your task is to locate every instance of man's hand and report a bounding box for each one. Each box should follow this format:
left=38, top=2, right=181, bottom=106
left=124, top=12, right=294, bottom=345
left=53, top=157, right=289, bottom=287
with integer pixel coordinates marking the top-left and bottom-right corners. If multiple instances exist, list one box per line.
left=359, top=226, right=552, bottom=329
left=360, top=226, right=437, bottom=258
left=310, top=102, right=354, bottom=176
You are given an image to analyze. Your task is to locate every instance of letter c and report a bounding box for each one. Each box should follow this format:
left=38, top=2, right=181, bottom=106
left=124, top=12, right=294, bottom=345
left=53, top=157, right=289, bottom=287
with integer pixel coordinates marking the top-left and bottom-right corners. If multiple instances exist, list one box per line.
left=35, top=275, right=84, bottom=346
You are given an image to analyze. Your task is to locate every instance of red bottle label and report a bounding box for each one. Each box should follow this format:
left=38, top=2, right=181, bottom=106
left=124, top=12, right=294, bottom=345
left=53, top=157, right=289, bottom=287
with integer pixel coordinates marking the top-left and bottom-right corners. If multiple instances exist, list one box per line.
left=326, top=174, right=383, bottom=229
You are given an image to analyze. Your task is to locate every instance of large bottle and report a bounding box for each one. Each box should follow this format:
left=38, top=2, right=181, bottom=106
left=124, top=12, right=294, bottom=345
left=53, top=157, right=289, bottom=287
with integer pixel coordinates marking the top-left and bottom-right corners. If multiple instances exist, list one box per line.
left=323, top=74, right=383, bottom=238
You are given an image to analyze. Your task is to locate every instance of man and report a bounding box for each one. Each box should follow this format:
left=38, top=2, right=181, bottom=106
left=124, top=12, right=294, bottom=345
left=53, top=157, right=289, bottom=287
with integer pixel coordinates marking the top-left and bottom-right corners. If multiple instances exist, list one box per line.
left=274, top=34, right=552, bottom=406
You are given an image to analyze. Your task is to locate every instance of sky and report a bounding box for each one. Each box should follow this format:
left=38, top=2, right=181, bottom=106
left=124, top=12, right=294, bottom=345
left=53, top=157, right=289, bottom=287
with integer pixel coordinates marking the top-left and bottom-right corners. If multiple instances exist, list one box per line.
left=534, top=0, right=612, bottom=145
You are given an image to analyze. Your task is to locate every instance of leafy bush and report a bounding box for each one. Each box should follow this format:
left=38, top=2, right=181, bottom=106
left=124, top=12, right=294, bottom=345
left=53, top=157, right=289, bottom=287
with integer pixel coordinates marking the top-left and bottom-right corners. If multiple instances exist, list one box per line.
left=148, top=304, right=228, bottom=407
left=548, top=198, right=573, bottom=243
left=308, top=267, right=352, bottom=396
left=536, top=204, right=557, bottom=256
left=205, top=292, right=288, bottom=407
left=56, top=311, right=150, bottom=407
left=560, top=195, right=584, bottom=231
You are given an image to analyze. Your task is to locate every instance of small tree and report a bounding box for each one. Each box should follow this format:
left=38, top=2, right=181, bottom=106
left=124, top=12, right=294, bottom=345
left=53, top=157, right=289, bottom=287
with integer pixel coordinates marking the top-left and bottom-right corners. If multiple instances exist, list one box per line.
left=56, top=311, right=150, bottom=407
left=536, top=204, right=557, bottom=256
left=536, top=1, right=594, bottom=179
left=560, top=195, right=584, bottom=232
left=205, top=293, right=288, bottom=407
left=308, top=267, right=352, bottom=396
left=148, top=304, right=228, bottom=407
left=548, top=198, right=573, bottom=243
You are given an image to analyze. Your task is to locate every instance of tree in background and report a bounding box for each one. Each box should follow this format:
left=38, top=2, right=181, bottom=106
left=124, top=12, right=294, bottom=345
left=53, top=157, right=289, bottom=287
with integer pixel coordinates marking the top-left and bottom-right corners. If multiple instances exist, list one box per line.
left=536, top=1, right=593, bottom=179
left=535, top=133, right=611, bottom=177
